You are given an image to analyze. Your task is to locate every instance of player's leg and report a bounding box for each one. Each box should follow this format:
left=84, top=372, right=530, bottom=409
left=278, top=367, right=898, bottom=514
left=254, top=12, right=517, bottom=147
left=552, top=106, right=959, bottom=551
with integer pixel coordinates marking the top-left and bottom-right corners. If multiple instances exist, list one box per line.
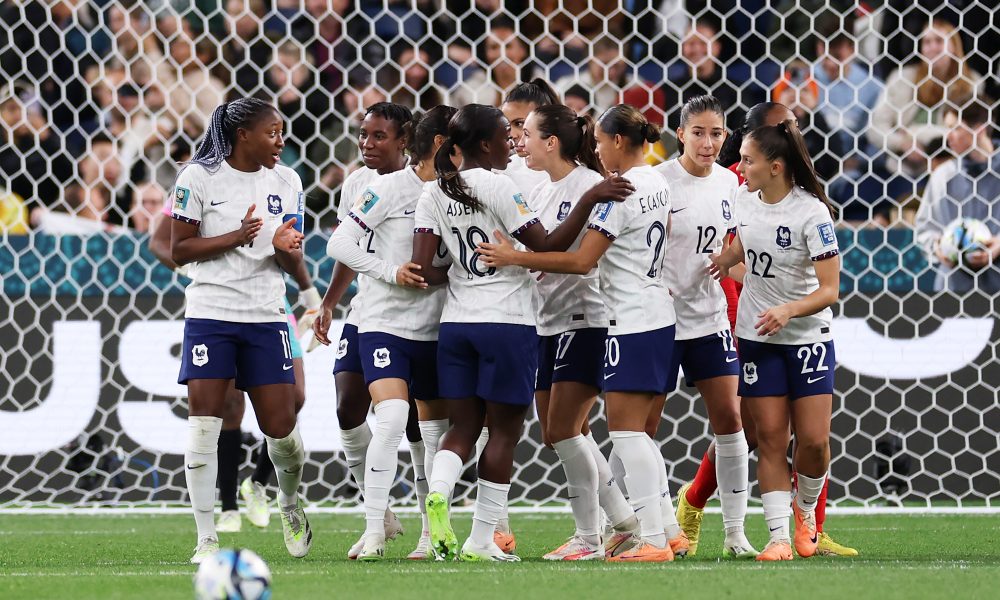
left=334, top=324, right=373, bottom=498
left=750, top=395, right=794, bottom=561
left=642, top=393, right=689, bottom=557
left=217, top=384, right=245, bottom=533
left=789, top=394, right=832, bottom=559
left=409, top=397, right=447, bottom=559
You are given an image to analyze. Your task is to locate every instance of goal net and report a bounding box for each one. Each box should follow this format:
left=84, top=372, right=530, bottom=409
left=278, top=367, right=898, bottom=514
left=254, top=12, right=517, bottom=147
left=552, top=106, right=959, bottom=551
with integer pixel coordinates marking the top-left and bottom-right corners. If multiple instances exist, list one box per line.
left=1, top=1, right=997, bottom=511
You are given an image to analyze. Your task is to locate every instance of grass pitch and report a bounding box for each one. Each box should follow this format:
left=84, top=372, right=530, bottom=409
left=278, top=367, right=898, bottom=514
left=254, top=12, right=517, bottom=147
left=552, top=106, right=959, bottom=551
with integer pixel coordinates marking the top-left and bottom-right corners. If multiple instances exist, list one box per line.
left=1, top=512, right=997, bottom=599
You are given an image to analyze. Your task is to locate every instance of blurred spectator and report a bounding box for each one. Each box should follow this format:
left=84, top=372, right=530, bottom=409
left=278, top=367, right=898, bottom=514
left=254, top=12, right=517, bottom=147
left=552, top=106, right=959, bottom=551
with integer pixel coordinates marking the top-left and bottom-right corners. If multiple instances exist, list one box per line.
left=129, top=181, right=167, bottom=233
left=268, top=41, right=328, bottom=182
left=292, top=0, right=354, bottom=94
left=554, top=37, right=627, bottom=114
left=222, top=0, right=272, bottom=95
left=448, top=17, right=531, bottom=107
left=78, top=134, right=128, bottom=223
left=563, top=84, right=594, bottom=118
left=0, top=81, right=74, bottom=208
left=388, top=45, right=445, bottom=112
left=773, top=59, right=846, bottom=181
left=914, top=100, right=998, bottom=293
left=812, top=30, right=883, bottom=156
left=0, top=186, right=29, bottom=234
left=868, top=19, right=985, bottom=179
left=157, top=30, right=227, bottom=140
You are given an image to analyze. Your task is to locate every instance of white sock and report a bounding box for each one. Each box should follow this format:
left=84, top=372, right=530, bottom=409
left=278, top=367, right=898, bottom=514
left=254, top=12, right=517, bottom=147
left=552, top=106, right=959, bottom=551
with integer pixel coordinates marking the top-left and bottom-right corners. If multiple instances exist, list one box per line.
left=644, top=436, right=681, bottom=540
left=553, top=435, right=600, bottom=544
left=585, top=432, right=635, bottom=529
left=474, top=427, right=489, bottom=462
left=762, top=490, right=792, bottom=543
left=428, top=449, right=463, bottom=499
left=796, top=472, right=827, bottom=513
left=341, top=422, right=372, bottom=494
left=469, top=479, right=510, bottom=548
left=609, top=431, right=665, bottom=547
left=265, top=424, right=305, bottom=508
left=409, top=440, right=429, bottom=532
left=715, top=430, right=750, bottom=534
left=363, top=399, right=408, bottom=537
left=185, top=416, right=222, bottom=541
left=418, top=418, right=448, bottom=481
left=608, top=448, right=629, bottom=500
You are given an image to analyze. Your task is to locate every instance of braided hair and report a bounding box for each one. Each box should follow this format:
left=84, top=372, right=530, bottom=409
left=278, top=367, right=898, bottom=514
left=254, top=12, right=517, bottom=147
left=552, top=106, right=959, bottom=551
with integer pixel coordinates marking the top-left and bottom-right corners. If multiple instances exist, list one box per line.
left=188, top=98, right=277, bottom=171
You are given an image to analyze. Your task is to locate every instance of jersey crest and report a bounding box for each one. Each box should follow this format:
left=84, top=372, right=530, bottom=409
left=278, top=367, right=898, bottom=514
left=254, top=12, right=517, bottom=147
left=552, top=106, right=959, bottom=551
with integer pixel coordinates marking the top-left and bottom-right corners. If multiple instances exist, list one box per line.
left=721, top=198, right=731, bottom=221
left=775, top=226, right=792, bottom=249
left=267, top=194, right=283, bottom=215
left=557, top=201, right=571, bottom=221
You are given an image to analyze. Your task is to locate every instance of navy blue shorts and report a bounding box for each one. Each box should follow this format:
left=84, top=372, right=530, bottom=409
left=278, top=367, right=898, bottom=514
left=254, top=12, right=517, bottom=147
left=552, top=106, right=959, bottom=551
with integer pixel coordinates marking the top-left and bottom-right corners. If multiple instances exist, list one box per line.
left=667, top=330, right=740, bottom=390
left=359, top=332, right=439, bottom=400
left=178, top=318, right=296, bottom=390
left=333, top=323, right=363, bottom=375
left=602, top=325, right=675, bottom=394
left=437, top=322, right=538, bottom=406
left=535, top=327, right=607, bottom=391
left=737, top=338, right=836, bottom=399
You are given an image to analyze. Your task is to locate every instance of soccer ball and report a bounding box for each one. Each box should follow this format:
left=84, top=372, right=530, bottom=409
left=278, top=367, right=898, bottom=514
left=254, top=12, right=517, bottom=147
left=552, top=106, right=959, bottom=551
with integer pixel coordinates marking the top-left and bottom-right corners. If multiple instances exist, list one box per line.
left=194, top=548, right=272, bottom=600
left=938, top=218, right=992, bottom=263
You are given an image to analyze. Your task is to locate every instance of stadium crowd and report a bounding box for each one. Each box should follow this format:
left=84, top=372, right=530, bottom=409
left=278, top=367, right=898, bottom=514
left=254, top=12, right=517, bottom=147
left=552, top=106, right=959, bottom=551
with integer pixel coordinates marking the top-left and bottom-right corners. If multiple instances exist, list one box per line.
left=0, top=1, right=998, bottom=288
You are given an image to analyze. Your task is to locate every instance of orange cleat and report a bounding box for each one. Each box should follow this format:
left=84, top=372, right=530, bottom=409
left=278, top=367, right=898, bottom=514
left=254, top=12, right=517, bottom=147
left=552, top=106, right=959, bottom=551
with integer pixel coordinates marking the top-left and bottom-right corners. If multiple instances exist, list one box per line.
left=608, top=540, right=675, bottom=563
left=494, top=529, right=516, bottom=554
left=668, top=530, right=691, bottom=559
left=793, top=501, right=819, bottom=558
left=756, top=540, right=794, bottom=561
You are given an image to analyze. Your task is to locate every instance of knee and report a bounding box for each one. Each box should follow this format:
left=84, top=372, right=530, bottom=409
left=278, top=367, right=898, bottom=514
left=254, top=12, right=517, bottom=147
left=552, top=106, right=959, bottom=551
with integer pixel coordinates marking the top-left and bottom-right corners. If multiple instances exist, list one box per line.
left=260, top=414, right=295, bottom=440
left=336, top=393, right=368, bottom=429
left=712, top=412, right=742, bottom=436
left=796, top=437, right=830, bottom=462
left=545, top=421, right=578, bottom=445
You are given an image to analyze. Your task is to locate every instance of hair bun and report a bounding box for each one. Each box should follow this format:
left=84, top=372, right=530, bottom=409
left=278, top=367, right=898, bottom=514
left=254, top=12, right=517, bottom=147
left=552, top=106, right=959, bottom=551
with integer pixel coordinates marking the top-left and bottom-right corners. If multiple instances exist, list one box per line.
left=643, top=122, right=660, bottom=143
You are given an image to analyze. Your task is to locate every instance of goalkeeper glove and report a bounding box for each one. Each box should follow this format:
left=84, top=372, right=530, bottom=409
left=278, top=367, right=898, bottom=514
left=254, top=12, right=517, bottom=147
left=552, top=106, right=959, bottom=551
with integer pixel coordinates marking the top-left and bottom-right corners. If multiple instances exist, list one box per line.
left=296, top=287, right=322, bottom=341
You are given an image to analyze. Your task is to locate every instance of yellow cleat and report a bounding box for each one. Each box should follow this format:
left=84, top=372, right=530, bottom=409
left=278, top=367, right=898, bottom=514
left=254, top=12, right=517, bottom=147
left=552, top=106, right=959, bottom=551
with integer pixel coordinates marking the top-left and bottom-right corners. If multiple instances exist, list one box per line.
left=674, top=482, right=704, bottom=556
left=816, top=531, right=859, bottom=557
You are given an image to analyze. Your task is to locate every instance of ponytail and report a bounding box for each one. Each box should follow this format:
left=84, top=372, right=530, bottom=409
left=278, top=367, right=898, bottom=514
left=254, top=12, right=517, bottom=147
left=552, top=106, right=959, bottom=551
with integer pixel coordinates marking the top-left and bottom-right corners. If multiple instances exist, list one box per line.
left=575, top=114, right=605, bottom=176
left=747, top=120, right=837, bottom=218
left=597, top=104, right=659, bottom=150
left=188, top=97, right=276, bottom=172
left=532, top=105, right=606, bottom=176
left=434, top=104, right=505, bottom=211
left=717, top=101, right=789, bottom=168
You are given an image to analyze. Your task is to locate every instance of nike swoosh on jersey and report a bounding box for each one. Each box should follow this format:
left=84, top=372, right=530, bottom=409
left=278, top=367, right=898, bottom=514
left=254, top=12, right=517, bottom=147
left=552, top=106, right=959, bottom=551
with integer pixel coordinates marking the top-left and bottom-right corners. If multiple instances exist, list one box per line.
left=670, top=207, right=687, bottom=214
left=210, top=200, right=228, bottom=206
left=806, top=376, right=825, bottom=383
left=404, top=209, right=416, bottom=215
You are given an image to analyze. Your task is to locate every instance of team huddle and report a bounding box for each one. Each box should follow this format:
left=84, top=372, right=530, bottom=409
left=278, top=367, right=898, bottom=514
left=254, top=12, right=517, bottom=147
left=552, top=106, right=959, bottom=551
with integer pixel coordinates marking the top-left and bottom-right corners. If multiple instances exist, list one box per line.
left=167, top=79, right=859, bottom=564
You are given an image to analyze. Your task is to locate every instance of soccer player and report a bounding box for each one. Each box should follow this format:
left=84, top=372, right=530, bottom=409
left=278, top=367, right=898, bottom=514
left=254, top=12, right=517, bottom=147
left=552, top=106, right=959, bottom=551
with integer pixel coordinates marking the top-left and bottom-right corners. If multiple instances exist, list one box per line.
left=500, top=78, right=560, bottom=201
left=169, top=98, right=311, bottom=563
left=655, top=95, right=757, bottom=558
left=326, top=105, right=457, bottom=560
left=515, top=104, right=639, bottom=560
left=412, top=104, right=621, bottom=561
left=311, top=103, right=412, bottom=556
left=478, top=105, right=684, bottom=562
left=709, top=120, right=840, bottom=561
left=678, top=102, right=858, bottom=557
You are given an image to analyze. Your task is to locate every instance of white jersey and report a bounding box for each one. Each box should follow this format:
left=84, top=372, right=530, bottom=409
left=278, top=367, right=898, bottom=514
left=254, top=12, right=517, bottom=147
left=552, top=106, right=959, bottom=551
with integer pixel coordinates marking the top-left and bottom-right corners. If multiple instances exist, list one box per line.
left=587, top=165, right=675, bottom=336
left=171, top=161, right=302, bottom=323
left=656, top=160, right=738, bottom=340
left=532, top=166, right=607, bottom=336
left=337, top=167, right=379, bottom=327
left=345, top=167, right=446, bottom=340
left=414, top=168, right=539, bottom=325
left=734, top=185, right=839, bottom=345
left=503, top=154, right=551, bottom=204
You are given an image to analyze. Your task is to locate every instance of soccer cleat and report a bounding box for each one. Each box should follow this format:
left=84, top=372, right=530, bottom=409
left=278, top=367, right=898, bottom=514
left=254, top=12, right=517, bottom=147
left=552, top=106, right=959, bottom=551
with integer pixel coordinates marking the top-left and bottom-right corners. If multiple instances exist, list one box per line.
left=607, top=540, right=674, bottom=563
left=793, top=501, right=819, bottom=558
left=347, top=534, right=365, bottom=560
left=240, top=477, right=271, bottom=528
left=279, top=501, right=313, bottom=558
left=215, top=510, right=242, bottom=533
left=493, top=529, right=516, bottom=554
left=674, top=482, right=704, bottom=556
left=425, top=492, right=459, bottom=560
left=384, top=507, right=404, bottom=541
left=543, top=536, right=604, bottom=561
left=816, top=531, right=859, bottom=557
left=668, top=530, right=691, bottom=559
left=604, top=530, right=639, bottom=558
left=458, top=539, right=521, bottom=562
left=755, top=540, right=793, bottom=561
left=407, top=531, right=433, bottom=560
left=357, top=533, right=386, bottom=562
left=722, top=534, right=760, bottom=560
left=190, top=536, right=220, bottom=565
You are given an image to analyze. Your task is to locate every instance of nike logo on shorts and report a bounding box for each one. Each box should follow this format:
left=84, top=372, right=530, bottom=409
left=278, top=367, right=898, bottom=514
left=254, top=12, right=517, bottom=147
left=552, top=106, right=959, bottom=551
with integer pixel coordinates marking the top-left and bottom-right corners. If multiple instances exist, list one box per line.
left=604, top=373, right=616, bottom=380
left=283, top=363, right=293, bottom=370
left=726, top=356, right=738, bottom=363
left=807, top=376, right=825, bottom=384
left=553, top=364, right=568, bottom=370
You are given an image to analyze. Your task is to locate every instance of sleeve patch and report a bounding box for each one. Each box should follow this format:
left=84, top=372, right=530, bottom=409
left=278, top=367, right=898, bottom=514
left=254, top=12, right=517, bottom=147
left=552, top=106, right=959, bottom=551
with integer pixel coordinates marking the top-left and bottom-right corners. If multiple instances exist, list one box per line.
left=511, top=218, right=540, bottom=237
left=173, top=187, right=191, bottom=210
left=359, top=188, right=380, bottom=214
left=594, top=201, right=613, bottom=222
left=817, top=222, right=836, bottom=246
left=811, top=249, right=839, bottom=261
left=512, top=192, right=531, bottom=215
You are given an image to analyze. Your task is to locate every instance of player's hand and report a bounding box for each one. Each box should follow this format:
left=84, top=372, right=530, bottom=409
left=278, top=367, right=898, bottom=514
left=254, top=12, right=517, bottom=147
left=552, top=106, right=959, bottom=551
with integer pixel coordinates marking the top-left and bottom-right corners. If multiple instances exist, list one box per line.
left=583, top=175, right=635, bottom=205
left=236, top=204, right=262, bottom=245
left=933, top=240, right=957, bottom=268
left=273, top=218, right=304, bottom=252
left=529, top=269, right=546, bottom=282
left=755, top=305, right=793, bottom=336
left=963, top=249, right=990, bottom=270
left=295, top=287, right=322, bottom=339
left=708, top=252, right=729, bottom=281
left=476, top=230, right=519, bottom=268
left=396, top=262, right=428, bottom=288
left=310, top=305, right=335, bottom=349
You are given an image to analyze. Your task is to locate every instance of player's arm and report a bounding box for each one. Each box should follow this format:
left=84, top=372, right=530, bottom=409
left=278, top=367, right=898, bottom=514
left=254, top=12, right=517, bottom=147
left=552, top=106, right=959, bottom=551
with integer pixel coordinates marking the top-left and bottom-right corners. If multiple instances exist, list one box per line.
left=327, top=216, right=426, bottom=288
left=755, top=254, right=840, bottom=336
left=411, top=231, right=450, bottom=285
left=172, top=204, right=261, bottom=266
left=149, top=212, right=179, bottom=270
left=478, top=228, right=612, bottom=275
left=514, top=175, right=634, bottom=252
left=708, top=230, right=744, bottom=280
